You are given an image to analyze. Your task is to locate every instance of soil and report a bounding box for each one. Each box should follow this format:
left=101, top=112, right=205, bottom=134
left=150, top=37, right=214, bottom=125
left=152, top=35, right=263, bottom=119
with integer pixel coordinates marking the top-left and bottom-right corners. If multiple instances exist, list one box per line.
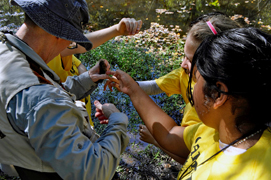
left=114, top=132, right=182, bottom=180
left=117, top=150, right=182, bottom=180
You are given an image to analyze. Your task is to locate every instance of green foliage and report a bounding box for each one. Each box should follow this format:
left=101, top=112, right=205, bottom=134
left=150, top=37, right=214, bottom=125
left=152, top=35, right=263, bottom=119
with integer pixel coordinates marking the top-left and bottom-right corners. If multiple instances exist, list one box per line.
left=80, top=38, right=181, bottom=81
left=80, top=23, right=186, bottom=133
left=209, top=0, right=220, bottom=7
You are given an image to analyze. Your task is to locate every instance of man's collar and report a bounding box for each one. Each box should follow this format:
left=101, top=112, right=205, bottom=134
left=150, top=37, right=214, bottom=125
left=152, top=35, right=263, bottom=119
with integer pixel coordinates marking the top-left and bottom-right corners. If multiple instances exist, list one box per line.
left=4, top=33, right=61, bottom=83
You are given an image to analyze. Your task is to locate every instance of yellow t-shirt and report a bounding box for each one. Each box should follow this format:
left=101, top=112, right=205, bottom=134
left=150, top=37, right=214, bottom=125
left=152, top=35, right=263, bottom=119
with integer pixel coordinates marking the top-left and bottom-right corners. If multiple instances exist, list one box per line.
left=48, top=54, right=81, bottom=82
left=181, top=103, right=200, bottom=127
left=178, top=123, right=271, bottom=180
left=48, top=54, right=93, bottom=126
left=155, top=68, right=200, bottom=126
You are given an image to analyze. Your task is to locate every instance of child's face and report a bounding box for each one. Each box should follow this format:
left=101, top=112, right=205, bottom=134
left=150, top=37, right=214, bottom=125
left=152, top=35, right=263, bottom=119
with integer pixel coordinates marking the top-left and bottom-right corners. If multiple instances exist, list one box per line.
left=192, top=70, right=214, bottom=128
left=181, top=34, right=200, bottom=74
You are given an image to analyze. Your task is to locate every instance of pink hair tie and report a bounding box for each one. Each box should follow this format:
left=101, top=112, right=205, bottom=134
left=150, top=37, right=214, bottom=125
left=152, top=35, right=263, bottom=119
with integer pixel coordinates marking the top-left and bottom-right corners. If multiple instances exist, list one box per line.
left=206, top=21, right=218, bottom=35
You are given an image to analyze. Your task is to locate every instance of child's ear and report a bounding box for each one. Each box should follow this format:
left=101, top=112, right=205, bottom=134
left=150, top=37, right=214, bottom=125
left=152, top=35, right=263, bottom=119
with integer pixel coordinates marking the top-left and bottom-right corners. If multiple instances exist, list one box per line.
left=213, top=82, right=228, bottom=109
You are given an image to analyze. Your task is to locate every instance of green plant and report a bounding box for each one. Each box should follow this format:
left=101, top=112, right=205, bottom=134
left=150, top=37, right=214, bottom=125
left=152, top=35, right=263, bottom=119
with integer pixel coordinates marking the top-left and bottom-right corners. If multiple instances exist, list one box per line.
left=80, top=23, right=186, bottom=179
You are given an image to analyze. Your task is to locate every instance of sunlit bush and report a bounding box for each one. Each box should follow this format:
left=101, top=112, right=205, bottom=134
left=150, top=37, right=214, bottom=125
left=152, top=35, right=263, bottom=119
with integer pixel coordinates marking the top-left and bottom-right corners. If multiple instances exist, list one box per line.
left=79, top=23, right=186, bottom=133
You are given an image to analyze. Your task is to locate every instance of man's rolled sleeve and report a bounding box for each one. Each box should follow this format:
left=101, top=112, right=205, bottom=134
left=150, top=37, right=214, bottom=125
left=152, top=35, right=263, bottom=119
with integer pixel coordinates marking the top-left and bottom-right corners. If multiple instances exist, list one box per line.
left=98, top=113, right=129, bottom=156
left=63, top=71, right=98, bottom=99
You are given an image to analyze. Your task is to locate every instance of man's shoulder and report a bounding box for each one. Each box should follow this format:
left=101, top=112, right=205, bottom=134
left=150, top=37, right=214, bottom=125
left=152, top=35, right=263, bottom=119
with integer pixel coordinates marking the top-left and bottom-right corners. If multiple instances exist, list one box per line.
left=0, top=40, right=41, bottom=107
left=9, top=84, right=75, bottom=118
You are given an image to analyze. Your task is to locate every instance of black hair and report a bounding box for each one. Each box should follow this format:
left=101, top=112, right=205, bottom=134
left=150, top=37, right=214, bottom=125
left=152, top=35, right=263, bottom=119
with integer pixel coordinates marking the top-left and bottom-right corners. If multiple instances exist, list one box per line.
left=188, top=27, right=271, bottom=133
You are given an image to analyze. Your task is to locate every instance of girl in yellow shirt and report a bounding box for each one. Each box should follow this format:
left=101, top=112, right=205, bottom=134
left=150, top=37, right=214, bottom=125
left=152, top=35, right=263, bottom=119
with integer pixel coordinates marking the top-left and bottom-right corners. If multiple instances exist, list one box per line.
left=109, top=27, right=271, bottom=180
left=104, top=13, right=241, bottom=163
left=137, top=12, right=241, bottom=162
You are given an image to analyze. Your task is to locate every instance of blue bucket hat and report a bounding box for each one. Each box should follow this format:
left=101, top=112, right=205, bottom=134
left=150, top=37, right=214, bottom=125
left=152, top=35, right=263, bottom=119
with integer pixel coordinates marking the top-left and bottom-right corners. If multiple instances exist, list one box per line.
left=10, top=0, right=93, bottom=51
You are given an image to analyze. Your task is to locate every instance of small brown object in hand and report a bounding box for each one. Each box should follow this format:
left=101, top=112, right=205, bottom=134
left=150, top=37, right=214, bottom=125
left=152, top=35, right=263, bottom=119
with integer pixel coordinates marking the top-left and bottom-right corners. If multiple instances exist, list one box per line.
left=97, top=59, right=108, bottom=83
left=99, top=59, right=107, bottom=74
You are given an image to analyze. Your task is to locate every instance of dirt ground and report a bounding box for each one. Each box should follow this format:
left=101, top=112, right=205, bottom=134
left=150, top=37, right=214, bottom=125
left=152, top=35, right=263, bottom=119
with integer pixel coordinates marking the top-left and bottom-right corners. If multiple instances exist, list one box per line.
left=115, top=132, right=183, bottom=180
left=0, top=141, right=182, bottom=180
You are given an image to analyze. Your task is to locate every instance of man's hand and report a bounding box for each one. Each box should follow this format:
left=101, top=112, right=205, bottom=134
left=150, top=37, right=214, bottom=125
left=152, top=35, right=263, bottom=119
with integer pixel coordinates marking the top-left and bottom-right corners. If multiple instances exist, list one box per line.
left=88, top=59, right=111, bottom=83
left=94, top=100, right=120, bottom=124
left=116, top=18, right=142, bottom=36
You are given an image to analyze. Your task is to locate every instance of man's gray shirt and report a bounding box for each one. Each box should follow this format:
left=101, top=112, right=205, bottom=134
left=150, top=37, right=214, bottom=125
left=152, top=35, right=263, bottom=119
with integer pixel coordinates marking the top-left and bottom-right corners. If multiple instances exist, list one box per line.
left=6, top=73, right=129, bottom=179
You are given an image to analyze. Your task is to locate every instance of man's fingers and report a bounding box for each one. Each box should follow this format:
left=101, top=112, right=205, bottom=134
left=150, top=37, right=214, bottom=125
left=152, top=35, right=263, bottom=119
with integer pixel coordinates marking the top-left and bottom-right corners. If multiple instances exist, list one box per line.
left=94, top=101, right=110, bottom=124
left=106, top=70, right=116, bottom=76
left=94, top=100, right=102, bottom=110
left=104, top=60, right=110, bottom=71
left=97, top=115, right=107, bottom=121
left=97, top=74, right=112, bottom=81
left=100, top=120, right=109, bottom=124
left=95, top=111, right=103, bottom=117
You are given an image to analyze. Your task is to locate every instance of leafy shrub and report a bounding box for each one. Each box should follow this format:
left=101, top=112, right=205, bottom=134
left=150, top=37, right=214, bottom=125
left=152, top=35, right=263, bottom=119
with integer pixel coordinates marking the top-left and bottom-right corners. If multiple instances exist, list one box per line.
left=79, top=23, right=186, bottom=133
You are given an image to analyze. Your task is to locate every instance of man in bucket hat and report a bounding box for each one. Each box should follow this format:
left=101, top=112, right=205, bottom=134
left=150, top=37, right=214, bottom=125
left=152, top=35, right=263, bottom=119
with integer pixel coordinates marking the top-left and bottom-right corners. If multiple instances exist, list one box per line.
left=47, top=17, right=142, bottom=135
left=0, top=0, right=130, bottom=179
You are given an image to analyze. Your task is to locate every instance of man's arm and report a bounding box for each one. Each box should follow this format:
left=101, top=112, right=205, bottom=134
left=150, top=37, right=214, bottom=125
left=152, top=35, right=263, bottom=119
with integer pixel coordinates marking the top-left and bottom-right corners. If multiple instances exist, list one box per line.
left=77, top=63, right=87, bottom=75
left=62, top=71, right=97, bottom=100
left=7, top=84, right=129, bottom=180
left=63, top=59, right=111, bottom=99
left=60, top=18, right=142, bottom=56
